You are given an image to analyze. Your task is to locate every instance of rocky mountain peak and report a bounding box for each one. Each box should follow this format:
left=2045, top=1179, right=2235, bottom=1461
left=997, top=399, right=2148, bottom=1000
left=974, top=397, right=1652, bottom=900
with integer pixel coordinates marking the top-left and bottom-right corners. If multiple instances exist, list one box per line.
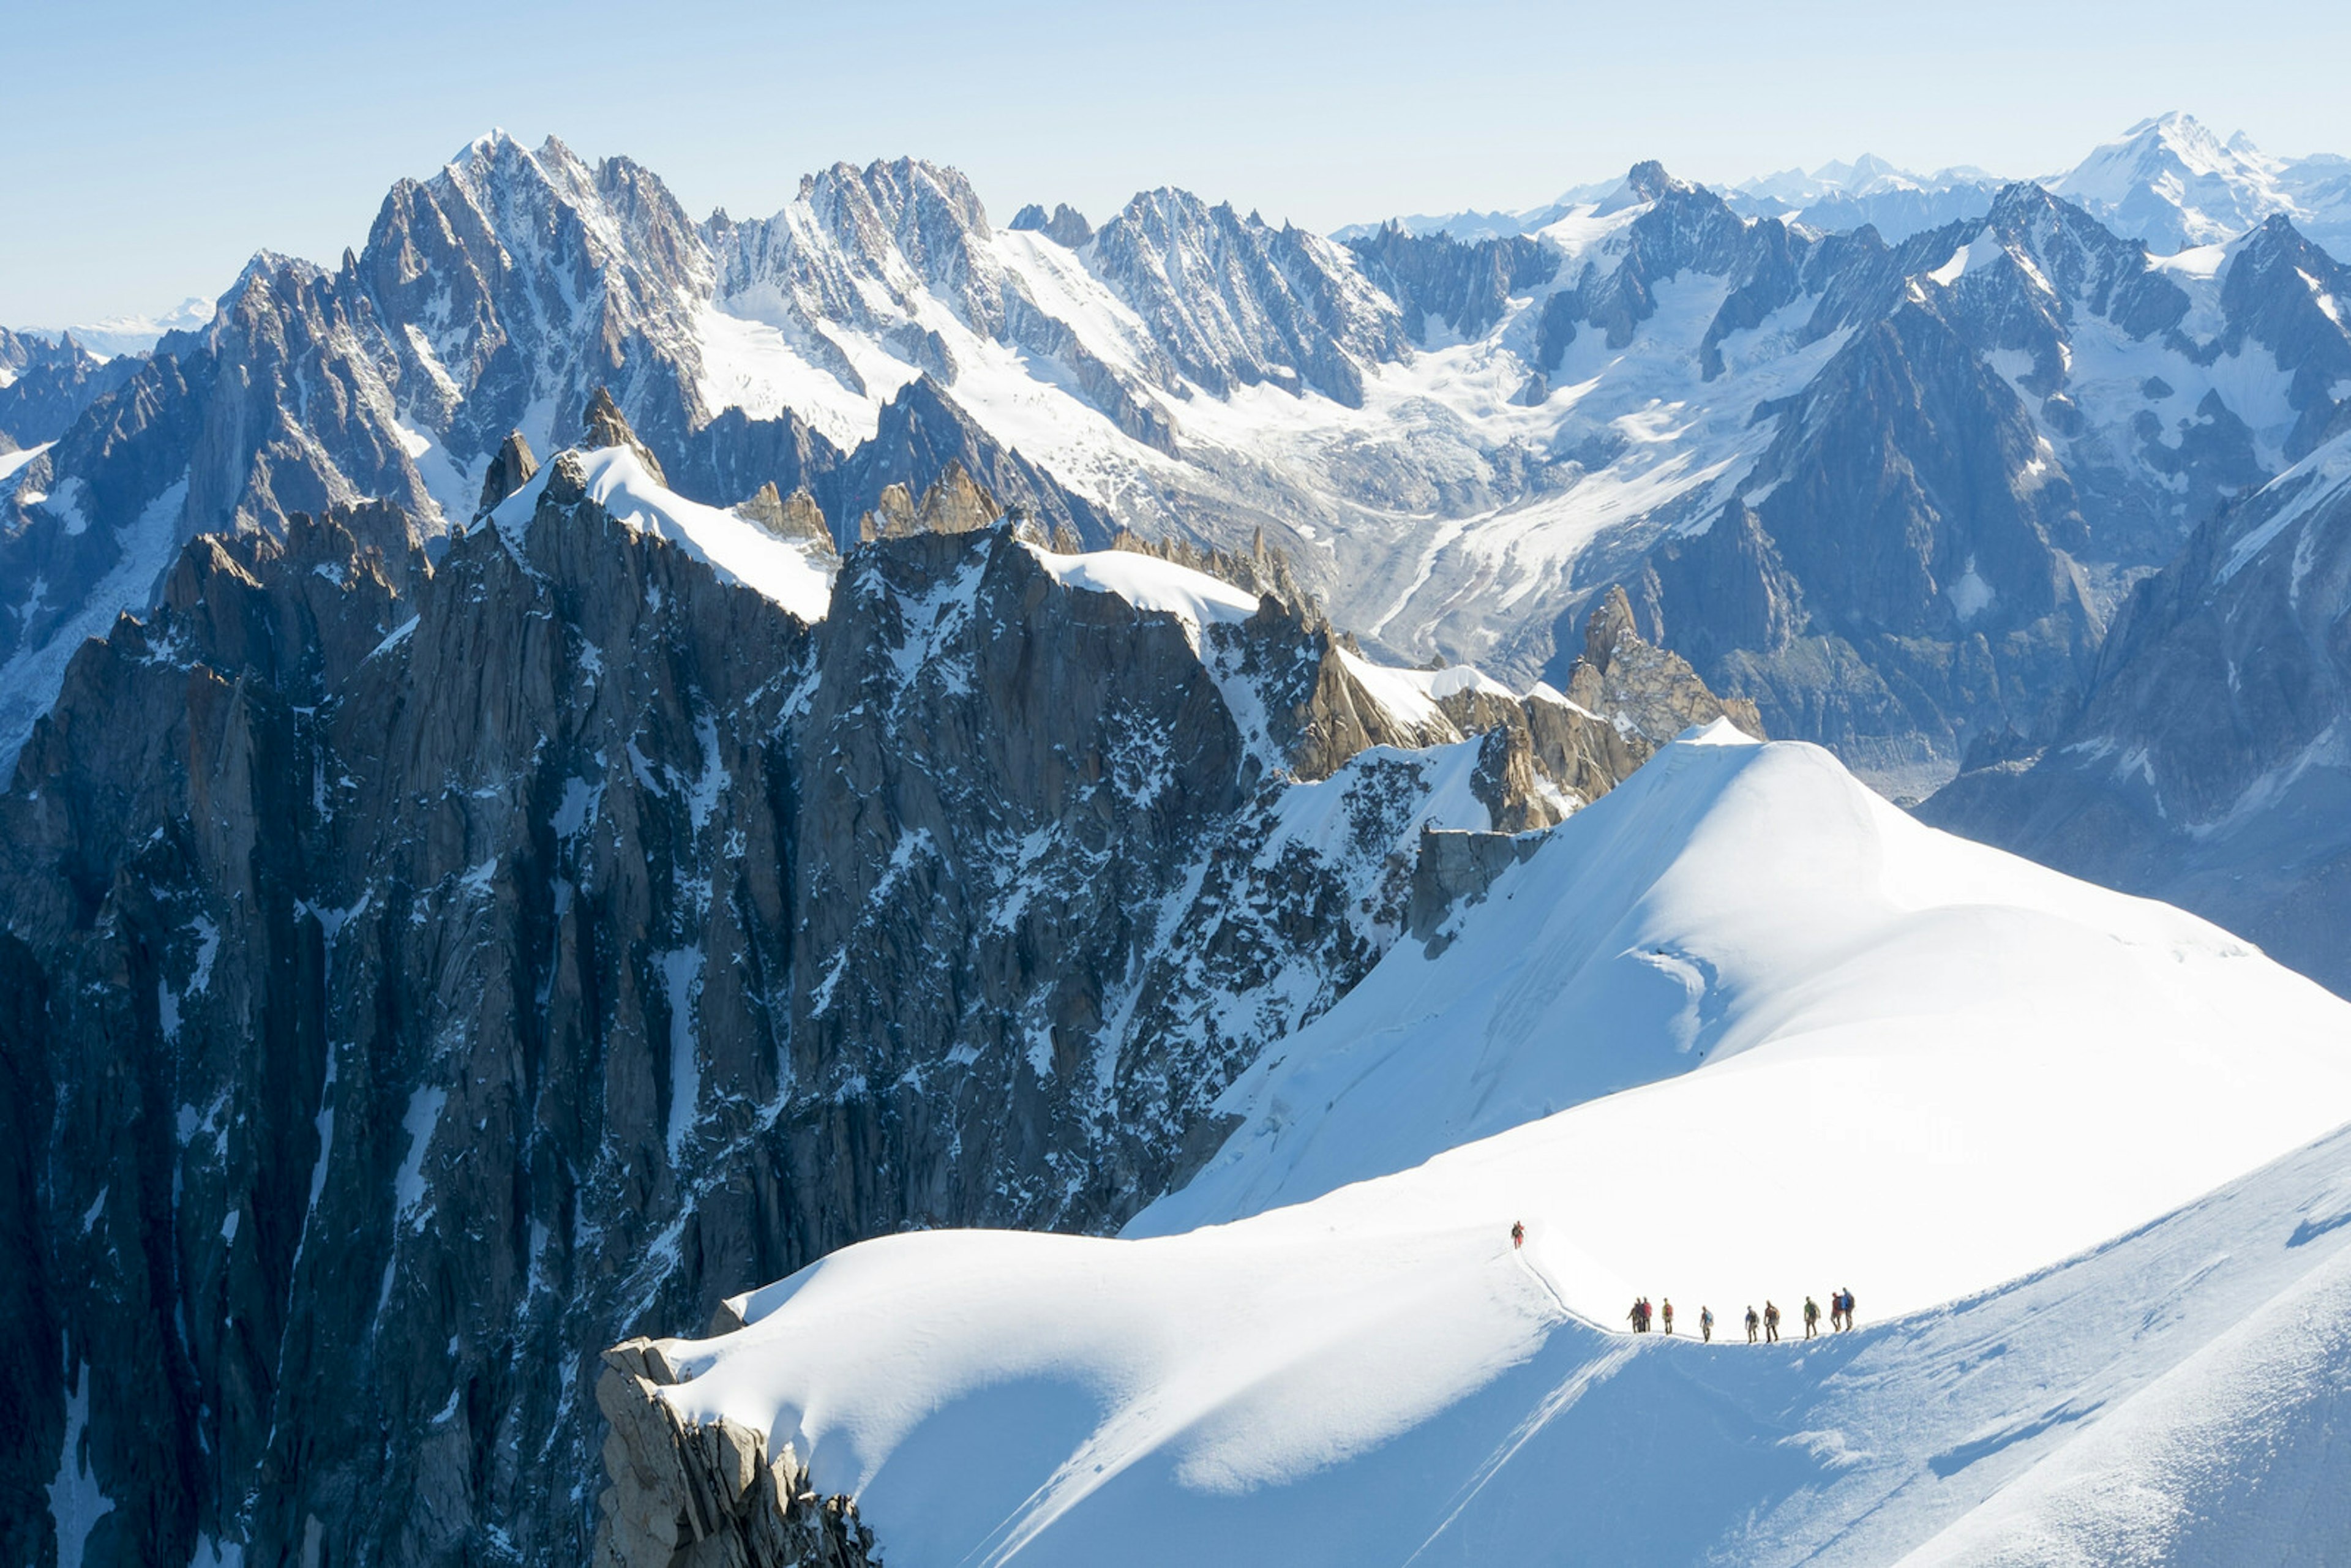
left=738, top=482, right=838, bottom=556
left=1569, top=585, right=1766, bottom=748
left=1001, top=201, right=1090, bottom=250
left=1580, top=583, right=1644, bottom=668
left=1009, top=200, right=1096, bottom=248
left=1596, top=159, right=1685, bottom=214
left=1090, top=186, right=1411, bottom=407
left=804, top=155, right=996, bottom=277
left=2049, top=111, right=2303, bottom=253
left=582, top=386, right=669, bottom=484
left=476, top=430, right=539, bottom=517
left=856, top=457, right=1000, bottom=541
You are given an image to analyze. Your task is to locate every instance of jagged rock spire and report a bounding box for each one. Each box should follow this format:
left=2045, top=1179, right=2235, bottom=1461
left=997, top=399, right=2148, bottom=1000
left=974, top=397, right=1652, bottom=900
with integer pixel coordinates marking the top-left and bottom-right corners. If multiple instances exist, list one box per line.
left=1569, top=585, right=1765, bottom=744
left=1008, top=201, right=1095, bottom=248
left=474, top=430, right=538, bottom=519
left=737, top=482, right=839, bottom=560
left=582, top=386, right=667, bottom=486
left=856, top=459, right=1000, bottom=542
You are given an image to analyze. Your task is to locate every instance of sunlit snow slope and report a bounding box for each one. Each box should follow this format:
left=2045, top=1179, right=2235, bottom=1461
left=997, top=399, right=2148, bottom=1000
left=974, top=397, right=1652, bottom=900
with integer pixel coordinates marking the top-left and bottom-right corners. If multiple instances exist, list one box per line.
left=647, top=727, right=2351, bottom=1565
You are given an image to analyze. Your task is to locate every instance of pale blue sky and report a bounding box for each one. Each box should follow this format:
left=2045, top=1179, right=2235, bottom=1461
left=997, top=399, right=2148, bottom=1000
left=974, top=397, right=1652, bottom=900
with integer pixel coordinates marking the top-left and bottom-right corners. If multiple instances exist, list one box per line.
left=6, top=0, right=2348, bottom=326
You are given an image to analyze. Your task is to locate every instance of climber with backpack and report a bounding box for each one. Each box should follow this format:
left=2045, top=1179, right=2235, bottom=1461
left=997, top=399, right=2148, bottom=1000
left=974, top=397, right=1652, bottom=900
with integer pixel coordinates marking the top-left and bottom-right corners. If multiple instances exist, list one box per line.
left=1841, top=1287, right=1857, bottom=1330
left=1511, top=1220, right=1524, bottom=1250
left=1763, top=1301, right=1780, bottom=1343
left=1661, top=1299, right=1674, bottom=1335
left=1700, top=1305, right=1714, bottom=1343
left=1803, top=1296, right=1821, bottom=1339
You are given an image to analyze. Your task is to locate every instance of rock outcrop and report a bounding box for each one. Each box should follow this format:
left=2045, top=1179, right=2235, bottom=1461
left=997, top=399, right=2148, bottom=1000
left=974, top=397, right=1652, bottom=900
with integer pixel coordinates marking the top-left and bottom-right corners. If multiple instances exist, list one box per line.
left=854, top=457, right=998, bottom=540
left=1572, top=585, right=1766, bottom=748
left=737, top=483, right=836, bottom=556
left=1408, top=827, right=1544, bottom=947
left=476, top=429, right=540, bottom=517
left=1009, top=200, right=1095, bottom=249
left=596, top=1341, right=877, bottom=1568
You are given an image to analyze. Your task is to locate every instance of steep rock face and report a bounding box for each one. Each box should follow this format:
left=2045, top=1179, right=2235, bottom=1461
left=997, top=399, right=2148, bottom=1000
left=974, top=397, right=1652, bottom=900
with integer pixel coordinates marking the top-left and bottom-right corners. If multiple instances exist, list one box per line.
left=1345, top=225, right=1559, bottom=344
left=1921, top=428, right=2351, bottom=997
left=0, top=931, right=60, bottom=1568
left=1090, top=187, right=1411, bottom=407
left=477, top=429, right=541, bottom=517
left=3, top=477, right=811, bottom=1566
left=1659, top=299, right=2100, bottom=792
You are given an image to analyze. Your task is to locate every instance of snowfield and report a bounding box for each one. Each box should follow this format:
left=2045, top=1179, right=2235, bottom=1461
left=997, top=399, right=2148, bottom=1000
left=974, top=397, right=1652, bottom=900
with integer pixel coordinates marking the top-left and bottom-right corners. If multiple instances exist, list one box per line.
left=643, top=726, right=2351, bottom=1564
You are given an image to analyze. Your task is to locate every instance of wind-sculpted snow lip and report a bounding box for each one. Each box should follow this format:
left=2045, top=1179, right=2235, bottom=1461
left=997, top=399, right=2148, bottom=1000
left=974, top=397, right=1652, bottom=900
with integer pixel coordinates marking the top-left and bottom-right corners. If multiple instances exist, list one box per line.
left=637, top=728, right=2351, bottom=1566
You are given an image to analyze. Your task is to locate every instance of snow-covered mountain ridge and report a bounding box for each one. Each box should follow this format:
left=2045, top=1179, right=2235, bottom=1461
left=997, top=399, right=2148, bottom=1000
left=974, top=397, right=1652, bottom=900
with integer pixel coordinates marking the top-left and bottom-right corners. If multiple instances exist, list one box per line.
left=606, top=725, right=2351, bottom=1564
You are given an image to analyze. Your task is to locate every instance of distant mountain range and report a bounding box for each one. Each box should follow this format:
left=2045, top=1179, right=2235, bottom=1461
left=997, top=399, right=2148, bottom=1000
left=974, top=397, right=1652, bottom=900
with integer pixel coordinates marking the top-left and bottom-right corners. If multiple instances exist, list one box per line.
left=1348, top=112, right=2351, bottom=256
left=7, top=116, right=2349, bottom=803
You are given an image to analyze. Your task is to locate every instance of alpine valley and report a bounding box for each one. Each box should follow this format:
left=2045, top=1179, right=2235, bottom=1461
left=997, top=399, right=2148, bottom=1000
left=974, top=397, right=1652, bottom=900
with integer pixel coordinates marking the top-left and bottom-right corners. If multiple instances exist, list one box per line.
left=7, top=109, right=2351, bottom=1568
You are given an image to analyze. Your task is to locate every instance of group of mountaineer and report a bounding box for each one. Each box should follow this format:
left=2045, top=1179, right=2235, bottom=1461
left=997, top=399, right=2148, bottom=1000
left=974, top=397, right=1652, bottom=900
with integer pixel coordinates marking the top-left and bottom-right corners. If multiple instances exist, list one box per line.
left=1624, top=1289, right=1856, bottom=1343
left=1509, top=1219, right=1859, bottom=1345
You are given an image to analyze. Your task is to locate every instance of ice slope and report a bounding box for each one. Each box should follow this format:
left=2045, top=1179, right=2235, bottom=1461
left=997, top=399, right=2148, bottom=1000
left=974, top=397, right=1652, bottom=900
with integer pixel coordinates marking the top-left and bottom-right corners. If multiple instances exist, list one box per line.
left=646, top=727, right=2351, bottom=1565
left=486, top=445, right=835, bottom=623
